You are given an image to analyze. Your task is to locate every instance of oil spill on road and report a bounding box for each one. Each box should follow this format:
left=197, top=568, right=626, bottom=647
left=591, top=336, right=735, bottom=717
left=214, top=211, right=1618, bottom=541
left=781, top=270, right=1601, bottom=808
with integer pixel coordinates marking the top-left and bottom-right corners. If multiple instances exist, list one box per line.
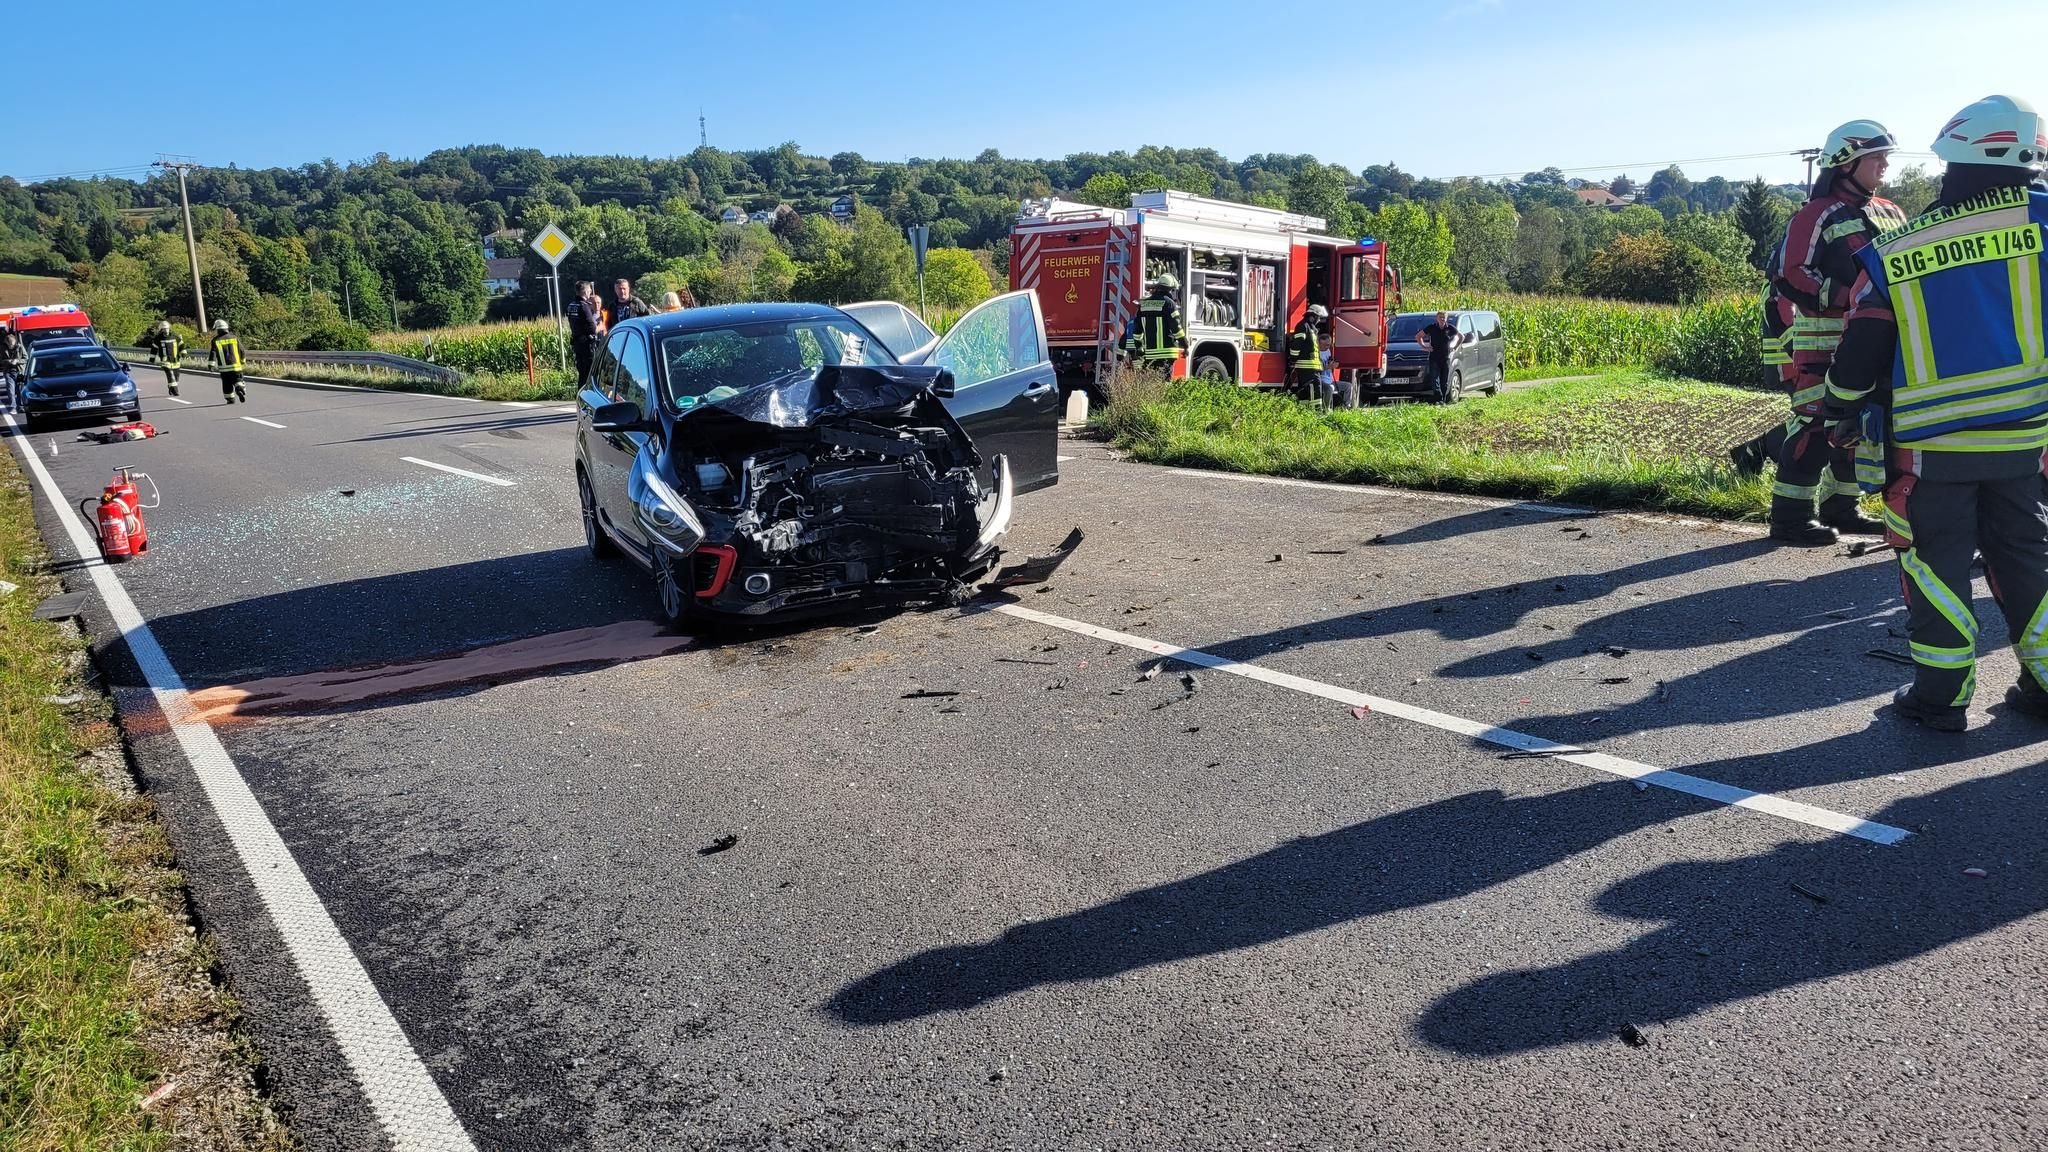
left=181, top=620, right=692, bottom=723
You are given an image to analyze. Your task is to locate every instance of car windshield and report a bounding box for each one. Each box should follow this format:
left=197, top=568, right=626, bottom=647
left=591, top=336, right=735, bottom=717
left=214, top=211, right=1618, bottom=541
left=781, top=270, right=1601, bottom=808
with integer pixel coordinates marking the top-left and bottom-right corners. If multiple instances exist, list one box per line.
left=24, top=326, right=93, bottom=346
left=659, top=317, right=895, bottom=409
left=30, top=348, right=117, bottom=377
left=839, top=302, right=937, bottom=359
left=1388, top=315, right=1434, bottom=341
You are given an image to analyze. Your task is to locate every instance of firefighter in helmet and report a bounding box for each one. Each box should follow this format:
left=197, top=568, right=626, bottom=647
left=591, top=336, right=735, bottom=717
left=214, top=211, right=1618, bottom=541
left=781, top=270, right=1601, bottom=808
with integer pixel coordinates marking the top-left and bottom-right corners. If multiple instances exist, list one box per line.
left=1122, top=273, right=1185, bottom=374
left=208, top=318, right=247, bottom=404
left=1734, top=119, right=1909, bottom=546
left=1289, top=305, right=1328, bottom=399
left=1821, top=94, right=2048, bottom=730
left=142, top=320, right=184, bottom=396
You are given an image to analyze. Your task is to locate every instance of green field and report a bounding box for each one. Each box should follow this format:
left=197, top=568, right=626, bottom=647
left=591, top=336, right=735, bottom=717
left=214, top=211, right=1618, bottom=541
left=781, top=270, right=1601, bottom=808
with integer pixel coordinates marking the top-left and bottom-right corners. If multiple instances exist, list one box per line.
left=1099, top=372, right=1786, bottom=521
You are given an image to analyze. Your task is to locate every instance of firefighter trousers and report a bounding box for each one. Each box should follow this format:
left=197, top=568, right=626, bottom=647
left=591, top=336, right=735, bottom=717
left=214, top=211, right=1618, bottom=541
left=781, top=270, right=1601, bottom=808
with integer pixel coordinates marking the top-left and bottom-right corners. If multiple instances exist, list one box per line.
left=1769, top=417, right=1859, bottom=525
left=1891, top=472, right=2048, bottom=709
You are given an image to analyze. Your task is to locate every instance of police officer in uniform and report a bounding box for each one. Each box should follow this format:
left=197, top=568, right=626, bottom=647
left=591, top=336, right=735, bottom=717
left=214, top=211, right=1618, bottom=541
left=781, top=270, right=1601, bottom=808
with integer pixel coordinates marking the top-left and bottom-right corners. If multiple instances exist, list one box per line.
left=208, top=318, right=247, bottom=404
left=1823, top=95, right=2048, bottom=730
left=1122, top=273, right=1185, bottom=374
left=141, top=320, right=183, bottom=396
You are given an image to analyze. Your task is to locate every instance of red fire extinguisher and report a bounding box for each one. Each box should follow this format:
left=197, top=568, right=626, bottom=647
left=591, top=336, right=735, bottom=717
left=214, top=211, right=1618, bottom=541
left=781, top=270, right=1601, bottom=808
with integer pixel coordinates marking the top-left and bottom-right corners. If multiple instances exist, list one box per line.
left=78, top=467, right=157, bottom=561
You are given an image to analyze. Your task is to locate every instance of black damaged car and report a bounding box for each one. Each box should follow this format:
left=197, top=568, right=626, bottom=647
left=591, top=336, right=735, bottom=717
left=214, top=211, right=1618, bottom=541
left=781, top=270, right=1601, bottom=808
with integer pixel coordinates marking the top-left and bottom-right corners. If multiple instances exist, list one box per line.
left=573, top=294, right=1060, bottom=627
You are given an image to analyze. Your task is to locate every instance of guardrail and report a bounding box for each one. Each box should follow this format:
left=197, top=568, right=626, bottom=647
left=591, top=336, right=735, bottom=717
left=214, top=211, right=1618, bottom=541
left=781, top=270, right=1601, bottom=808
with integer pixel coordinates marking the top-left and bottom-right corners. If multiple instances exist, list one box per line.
left=111, top=346, right=462, bottom=386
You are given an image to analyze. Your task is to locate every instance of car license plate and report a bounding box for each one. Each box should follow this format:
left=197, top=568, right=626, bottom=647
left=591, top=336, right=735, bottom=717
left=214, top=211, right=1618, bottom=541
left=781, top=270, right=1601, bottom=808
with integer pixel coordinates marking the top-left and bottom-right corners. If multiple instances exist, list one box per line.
left=66, top=399, right=102, bottom=409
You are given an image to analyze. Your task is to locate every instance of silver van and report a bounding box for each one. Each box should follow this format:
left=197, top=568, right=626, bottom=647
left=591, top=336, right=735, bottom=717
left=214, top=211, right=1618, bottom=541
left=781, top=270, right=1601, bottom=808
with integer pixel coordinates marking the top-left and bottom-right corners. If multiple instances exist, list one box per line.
left=1372, top=310, right=1508, bottom=403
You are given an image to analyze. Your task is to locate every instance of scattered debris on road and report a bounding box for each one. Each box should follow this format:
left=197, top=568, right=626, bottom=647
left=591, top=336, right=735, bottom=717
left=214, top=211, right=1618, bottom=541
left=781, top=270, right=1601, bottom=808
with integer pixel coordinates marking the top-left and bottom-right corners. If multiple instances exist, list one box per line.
left=137, top=1080, right=178, bottom=1111
left=1309, top=549, right=1348, bottom=555
left=1790, top=881, right=1830, bottom=905
left=1618, top=1023, right=1649, bottom=1048
left=1348, top=706, right=1372, bottom=720
left=1526, top=651, right=1545, bottom=662
left=902, top=689, right=960, bottom=699
left=1180, top=672, right=1201, bottom=695
left=1865, top=649, right=1915, bottom=667
left=996, top=657, right=1057, bottom=666
left=1267, top=554, right=1284, bottom=563
left=1600, top=645, right=1631, bottom=658
left=1140, top=663, right=1162, bottom=682
left=339, top=489, right=356, bottom=497
left=698, top=835, right=739, bottom=856
left=1367, top=534, right=1386, bottom=545
left=1655, top=680, right=1669, bottom=701
left=993, top=527, right=1085, bottom=587
left=1963, top=867, right=1988, bottom=879
left=1845, top=540, right=1883, bottom=557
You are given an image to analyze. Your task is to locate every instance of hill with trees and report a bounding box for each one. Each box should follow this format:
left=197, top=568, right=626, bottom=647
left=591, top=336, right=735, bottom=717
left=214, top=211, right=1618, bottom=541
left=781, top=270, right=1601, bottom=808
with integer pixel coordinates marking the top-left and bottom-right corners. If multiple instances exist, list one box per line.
left=0, top=143, right=1943, bottom=348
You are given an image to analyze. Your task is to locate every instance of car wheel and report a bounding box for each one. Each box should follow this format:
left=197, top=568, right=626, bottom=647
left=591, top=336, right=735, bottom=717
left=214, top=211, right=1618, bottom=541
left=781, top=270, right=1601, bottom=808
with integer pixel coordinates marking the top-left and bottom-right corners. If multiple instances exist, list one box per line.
left=1484, top=362, right=1502, bottom=396
left=652, top=551, right=698, bottom=632
left=22, top=412, right=45, bottom=434
left=577, top=468, right=616, bottom=560
left=1439, top=369, right=1461, bottom=404
left=1192, top=355, right=1231, bottom=383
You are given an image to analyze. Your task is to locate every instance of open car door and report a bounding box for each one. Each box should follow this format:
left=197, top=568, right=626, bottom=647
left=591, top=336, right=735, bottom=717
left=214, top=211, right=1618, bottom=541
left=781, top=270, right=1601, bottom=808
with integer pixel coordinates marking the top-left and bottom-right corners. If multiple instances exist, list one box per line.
left=1330, top=241, right=1391, bottom=378
left=907, top=290, right=1059, bottom=494
left=841, top=300, right=939, bottom=361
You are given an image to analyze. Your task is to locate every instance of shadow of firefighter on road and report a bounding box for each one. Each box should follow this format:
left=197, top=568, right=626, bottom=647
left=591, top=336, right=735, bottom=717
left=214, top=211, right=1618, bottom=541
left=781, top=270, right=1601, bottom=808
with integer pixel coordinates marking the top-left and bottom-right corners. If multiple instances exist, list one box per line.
left=826, top=713, right=2040, bottom=1029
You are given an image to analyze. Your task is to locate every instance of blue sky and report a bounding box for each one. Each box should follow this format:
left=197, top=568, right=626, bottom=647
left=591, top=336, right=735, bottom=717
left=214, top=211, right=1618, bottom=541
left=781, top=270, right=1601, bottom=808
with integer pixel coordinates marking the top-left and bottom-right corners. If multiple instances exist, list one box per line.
left=6, top=0, right=2041, bottom=187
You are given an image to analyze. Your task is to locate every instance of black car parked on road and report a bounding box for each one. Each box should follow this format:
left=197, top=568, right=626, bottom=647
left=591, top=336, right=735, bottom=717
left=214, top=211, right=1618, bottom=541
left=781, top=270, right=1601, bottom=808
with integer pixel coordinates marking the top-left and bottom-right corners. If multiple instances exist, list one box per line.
left=574, top=293, right=1059, bottom=627
left=1371, top=310, right=1507, bottom=403
left=16, top=343, right=141, bottom=432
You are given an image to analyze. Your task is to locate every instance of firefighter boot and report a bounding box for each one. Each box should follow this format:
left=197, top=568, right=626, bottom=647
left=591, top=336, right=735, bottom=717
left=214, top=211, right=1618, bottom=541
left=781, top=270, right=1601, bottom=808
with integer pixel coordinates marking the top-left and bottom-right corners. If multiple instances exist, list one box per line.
left=1769, top=519, right=1838, bottom=546
left=1893, top=684, right=1967, bottom=732
left=1819, top=495, right=1883, bottom=536
left=2006, top=679, right=2048, bottom=722
left=234, top=383, right=248, bottom=403
left=1728, top=437, right=1768, bottom=479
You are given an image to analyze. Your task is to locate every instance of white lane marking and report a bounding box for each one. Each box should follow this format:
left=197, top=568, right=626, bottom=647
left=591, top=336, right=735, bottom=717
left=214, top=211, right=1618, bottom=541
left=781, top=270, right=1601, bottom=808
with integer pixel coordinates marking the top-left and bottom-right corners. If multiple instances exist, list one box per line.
left=1162, top=467, right=1769, bottom=536
left=239, top=416, right=286, bottom=429
left=401, top=456, right=516, bottom=487
left=551, top=406, right=578, bottom=415
left=2, top=414, right=477, bottom=1150
left=991, top=602, right=1909, bottom=846
left=166, top=396, right=194, bottom=405
left=499, top=401, right=538, bottom=408
left=1057, top=455, right=1076, bottom=462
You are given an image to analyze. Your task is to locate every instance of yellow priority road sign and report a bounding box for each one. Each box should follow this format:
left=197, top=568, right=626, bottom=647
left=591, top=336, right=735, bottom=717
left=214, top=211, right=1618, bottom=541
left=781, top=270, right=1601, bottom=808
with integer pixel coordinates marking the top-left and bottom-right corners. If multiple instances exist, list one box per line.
left=530, top=223, right=575, bottom=267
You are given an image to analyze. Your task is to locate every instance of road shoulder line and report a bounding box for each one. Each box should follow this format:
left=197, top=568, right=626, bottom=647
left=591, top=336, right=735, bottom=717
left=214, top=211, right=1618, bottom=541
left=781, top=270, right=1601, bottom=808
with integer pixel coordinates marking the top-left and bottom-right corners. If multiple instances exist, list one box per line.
left=2, top=415, right=478, bottom=1151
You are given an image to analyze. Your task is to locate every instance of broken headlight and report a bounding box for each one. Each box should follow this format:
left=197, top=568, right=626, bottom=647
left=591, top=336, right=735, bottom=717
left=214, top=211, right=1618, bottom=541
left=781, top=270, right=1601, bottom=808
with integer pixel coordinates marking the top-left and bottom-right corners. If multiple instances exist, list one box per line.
left=628, top=452, right=706, bottom=557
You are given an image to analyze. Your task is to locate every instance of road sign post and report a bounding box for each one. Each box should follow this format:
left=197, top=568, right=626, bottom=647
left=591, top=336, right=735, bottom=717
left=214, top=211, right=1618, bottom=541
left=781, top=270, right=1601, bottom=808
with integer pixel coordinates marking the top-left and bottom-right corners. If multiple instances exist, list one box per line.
left=908, top=224, right=930, bottom=319
left=530, top=224, right=577, bottom=375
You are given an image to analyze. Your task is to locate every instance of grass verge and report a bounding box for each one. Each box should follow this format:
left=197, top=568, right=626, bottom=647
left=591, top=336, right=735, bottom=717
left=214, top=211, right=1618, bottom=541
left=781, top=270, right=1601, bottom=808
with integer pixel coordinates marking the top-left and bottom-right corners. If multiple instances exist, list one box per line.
left=262, top=364, right=578, bottom=402
left=0, top=444, right=290, bottom=1151
left=1097, top=372, right=1785, bottom=521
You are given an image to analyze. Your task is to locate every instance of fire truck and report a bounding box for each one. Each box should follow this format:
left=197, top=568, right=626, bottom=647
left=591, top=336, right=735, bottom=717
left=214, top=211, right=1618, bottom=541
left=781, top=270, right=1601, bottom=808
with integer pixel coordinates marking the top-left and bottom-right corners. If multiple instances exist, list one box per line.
left=1010, top=189, right=1400, bottom=399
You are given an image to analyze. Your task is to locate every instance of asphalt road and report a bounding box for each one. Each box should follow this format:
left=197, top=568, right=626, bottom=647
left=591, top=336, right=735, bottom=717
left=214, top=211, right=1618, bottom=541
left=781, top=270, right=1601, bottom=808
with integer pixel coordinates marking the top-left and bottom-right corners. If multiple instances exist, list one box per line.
left=9, top=367, right=2048, bottom=1151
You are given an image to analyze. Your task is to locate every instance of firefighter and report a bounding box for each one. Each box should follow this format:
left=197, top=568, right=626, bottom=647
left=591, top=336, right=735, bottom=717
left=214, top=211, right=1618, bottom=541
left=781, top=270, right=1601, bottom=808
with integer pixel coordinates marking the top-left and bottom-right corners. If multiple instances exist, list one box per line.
left=1746, top=119, right=1910, bottom=546
left=208, top=319, right=247, bottom=404
left=1288, top=305, right=1328, bottom=399
left=142, top=321, right=183, bottom=396
left=1821, top=94, right=2048, bottom=731
left=1121, top=274, right=1184, bottom=374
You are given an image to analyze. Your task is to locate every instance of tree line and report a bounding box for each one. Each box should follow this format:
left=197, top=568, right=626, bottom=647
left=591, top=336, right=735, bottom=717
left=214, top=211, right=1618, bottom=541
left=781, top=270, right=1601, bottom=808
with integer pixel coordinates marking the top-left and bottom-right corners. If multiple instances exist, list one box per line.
left=0, top=143, right=1943, bottom=348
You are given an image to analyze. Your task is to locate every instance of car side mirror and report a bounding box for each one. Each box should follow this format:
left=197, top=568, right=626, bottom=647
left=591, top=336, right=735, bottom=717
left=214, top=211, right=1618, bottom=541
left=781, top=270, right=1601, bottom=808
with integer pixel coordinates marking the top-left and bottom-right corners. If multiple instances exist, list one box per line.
left=929, top=369, right=958, bottom=399
left=590, top=400, right=645, bottom=432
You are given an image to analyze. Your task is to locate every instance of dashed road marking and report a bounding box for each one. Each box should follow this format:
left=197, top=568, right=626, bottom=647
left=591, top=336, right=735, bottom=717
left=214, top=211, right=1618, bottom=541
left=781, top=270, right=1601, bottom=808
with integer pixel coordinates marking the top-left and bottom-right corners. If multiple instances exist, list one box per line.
left=990, top=602, right=1909, bottom=846
left=401, top=456, right=516, bottom=487
left=165, top=396, right=194, bottom=405
left=1057, top=455, right=1076, bottom=462
left=1, top=413, right=477, bottom=1150
left=239, top=416, right=286, bottom=429
left=500, top=401, right=539, bottom=408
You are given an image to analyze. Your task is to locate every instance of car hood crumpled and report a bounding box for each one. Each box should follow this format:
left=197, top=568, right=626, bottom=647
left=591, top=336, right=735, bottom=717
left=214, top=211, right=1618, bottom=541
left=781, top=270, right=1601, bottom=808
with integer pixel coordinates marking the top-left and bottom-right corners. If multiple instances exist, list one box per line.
left=668, top=364, right=977, bottom=454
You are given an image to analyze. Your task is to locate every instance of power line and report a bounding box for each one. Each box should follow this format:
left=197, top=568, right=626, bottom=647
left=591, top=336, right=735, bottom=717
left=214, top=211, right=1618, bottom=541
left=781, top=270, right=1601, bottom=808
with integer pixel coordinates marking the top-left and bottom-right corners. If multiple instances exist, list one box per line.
left=1450, top=148, right=1942, bottom=183
left=8, top=162, right=158, bottom=183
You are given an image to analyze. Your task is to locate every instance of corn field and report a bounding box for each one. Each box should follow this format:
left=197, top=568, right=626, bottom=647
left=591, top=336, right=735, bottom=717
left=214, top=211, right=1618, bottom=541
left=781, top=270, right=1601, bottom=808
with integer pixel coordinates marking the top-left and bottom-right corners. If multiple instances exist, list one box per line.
left=1402, top=289, right=1766, bottom=386
left=372, top=321, right=565, bottom=375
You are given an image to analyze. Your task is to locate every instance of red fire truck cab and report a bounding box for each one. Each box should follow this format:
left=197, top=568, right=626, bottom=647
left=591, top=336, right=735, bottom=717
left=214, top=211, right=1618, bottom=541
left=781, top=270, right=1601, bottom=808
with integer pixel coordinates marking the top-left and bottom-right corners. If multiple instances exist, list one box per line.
left=1010, top=190, right=1400, bottom=400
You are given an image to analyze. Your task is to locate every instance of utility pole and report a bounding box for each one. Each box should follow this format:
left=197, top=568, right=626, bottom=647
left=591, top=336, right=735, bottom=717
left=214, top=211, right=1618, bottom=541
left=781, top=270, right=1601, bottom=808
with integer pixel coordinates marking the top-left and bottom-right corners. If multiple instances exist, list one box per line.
left=699, top=109, right=707, bottom=150
left=155, top=156, right=207, bottom=333
left=1794, top=148, right=1822, bottom=196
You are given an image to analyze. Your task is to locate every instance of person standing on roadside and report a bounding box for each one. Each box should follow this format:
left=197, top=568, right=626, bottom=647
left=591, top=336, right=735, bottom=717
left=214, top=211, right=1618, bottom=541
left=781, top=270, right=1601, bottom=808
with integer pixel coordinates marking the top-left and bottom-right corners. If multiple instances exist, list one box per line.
left=1820, top=95, right=2048, bottom=731
left=1419, top=310, right=1460, bottom=401
left=607, top=277, right=653, bottom=328
left=1748, top=119, right=1908, bottom=547
left=567, top=281, right=605, bottom=386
